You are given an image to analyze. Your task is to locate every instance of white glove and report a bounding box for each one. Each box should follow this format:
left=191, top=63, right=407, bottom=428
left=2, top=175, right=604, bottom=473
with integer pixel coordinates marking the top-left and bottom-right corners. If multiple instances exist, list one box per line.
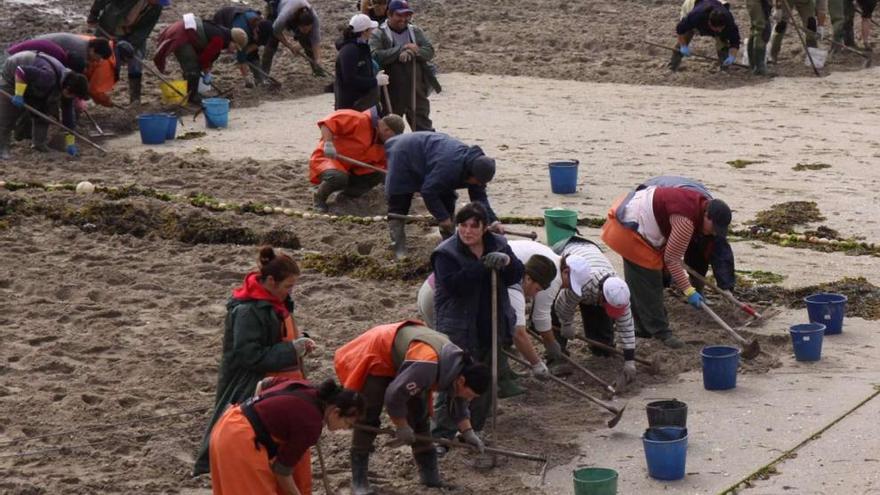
left=614, top=360, right=637, bottom=392
left=460, top=428, right=485, bottom=453
left=323, top=141, right=337, bottom=158
left=399, top=50, right=413, bottom=63
left=531, top=361, right=551, bottom=381
left=559, top=324, right=576, bottom=339
left=376, top=69, right=389, bottom=87
left=293, top=337, right=316, bottom=357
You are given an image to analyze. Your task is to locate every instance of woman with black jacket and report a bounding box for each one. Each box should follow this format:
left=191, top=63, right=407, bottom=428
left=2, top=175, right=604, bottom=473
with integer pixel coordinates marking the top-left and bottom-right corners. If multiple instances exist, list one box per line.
left=334, top=13, right=388, bottom=110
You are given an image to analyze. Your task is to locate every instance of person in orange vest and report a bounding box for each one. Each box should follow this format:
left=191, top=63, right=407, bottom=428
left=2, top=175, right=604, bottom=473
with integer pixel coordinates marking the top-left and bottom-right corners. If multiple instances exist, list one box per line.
left=600, top=176, right=735, bottom=349
left=310, top=107, right=404, bottom=212
left=32, top=33, right=135, bottom=107
left=334, top=320, right=490, bottom=495
left=209, top=376, right=364, bottom=495
left=194, top=246, right=319, bottom=495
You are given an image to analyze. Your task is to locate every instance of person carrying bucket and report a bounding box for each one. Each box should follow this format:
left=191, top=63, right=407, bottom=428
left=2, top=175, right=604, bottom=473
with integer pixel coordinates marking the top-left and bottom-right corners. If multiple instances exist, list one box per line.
left=429, top=202, right=523, bottom=450
left=551, top=236, right=638, bottom=391
left=600, top=176, right=735, bottom=349
left=212, top=6, right=276, bottom=88
left=417, top=239, right=561, bottom=393
left=87, top=0, right=171, bottom=105
left=309, top=107, right=405, bottom=212
left=154, top=14, right=248, bottom=104
left=209, top=376, right=364, bottom=495
left=193, top=246, right=319, bottom=495
left=334, top=320, right=490, bottom=494
left=383, top=131, right=503, bottom=259
left=0, top=51, right=90, bottom=159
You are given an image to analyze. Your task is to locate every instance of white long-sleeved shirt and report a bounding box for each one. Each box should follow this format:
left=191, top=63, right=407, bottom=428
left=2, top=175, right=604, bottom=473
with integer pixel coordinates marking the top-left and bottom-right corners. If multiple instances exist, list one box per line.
left=508, top=240, right=562, bottom=333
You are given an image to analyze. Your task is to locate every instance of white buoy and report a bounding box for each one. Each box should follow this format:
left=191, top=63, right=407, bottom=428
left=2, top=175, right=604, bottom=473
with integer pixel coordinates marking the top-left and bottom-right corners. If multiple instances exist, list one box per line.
left=273, top=206, right=284, bottom=213
left=76, top=181, right=96, bottom=194
left=283, top=208, right=294, bottom=216
left=262, top=206, right=274, bottom=214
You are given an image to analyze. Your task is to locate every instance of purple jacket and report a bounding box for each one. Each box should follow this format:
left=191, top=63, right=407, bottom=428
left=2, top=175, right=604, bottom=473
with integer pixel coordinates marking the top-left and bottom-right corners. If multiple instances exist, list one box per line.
left=6, top=39, right=71, bottom=68
left=2, top=51, right=76, bottom=129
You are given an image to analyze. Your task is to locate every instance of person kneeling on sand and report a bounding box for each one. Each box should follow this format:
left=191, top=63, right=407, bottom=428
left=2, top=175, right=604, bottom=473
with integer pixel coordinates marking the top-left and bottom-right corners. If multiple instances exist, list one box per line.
left=384, top=132, right=503, bottom=259
left=600, top=176, right=735, bottom=350
left=417, top=239, right=561, bottom=395
left=334, top=320, right=489, bottom=494
left=193, top=246, right=318, bottom=495
left=551, top=236, right=638, bottom=391
left=310, top=108, right=405, bottom=212
left=209, top=377, right=363, bottom=495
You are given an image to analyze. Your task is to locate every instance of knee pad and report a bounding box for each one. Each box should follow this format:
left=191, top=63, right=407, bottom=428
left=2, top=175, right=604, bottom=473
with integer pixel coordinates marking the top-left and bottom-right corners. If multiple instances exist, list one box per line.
left=775, top=20, right=788, bottom=33
left=807, top=16, right=818, bottom=31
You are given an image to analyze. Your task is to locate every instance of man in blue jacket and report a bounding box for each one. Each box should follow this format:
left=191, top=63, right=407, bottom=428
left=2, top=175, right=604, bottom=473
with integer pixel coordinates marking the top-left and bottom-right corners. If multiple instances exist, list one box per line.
left=383, top=131, right=502, bottom=259
left=670, top=0, right=742, bottom=71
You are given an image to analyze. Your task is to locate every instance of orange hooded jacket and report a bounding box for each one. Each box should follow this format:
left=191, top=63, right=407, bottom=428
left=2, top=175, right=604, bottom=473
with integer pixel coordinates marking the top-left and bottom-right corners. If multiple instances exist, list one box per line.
left=308, top=109, right=387, bottom=184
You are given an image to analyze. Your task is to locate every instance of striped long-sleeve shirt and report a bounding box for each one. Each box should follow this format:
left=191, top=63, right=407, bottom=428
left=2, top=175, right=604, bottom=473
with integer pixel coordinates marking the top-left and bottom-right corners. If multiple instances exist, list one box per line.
left=665, top=215, right=695, bottom=292
left=554, top=241, right=636, bottom=352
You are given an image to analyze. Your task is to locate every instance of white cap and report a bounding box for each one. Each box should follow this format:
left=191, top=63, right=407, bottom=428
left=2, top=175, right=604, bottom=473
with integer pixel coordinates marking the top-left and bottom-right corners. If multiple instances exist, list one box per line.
left=566, top=255, right=591, bottom=297
left=349, top=13, right=379, bottom=33
left=602, top=277, right=631, bottom=318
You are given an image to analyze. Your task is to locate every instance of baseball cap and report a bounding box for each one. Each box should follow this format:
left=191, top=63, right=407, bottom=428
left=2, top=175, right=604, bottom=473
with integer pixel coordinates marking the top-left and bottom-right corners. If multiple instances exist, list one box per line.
left=566, top=255, right=591, bottom=297
left=601, top=277, right=630, bottom=319
left=388, top=0, right=414, bottom=14
left=707, top=198, right=732, bottom=240
left=349, top=13, right=379, bottom=33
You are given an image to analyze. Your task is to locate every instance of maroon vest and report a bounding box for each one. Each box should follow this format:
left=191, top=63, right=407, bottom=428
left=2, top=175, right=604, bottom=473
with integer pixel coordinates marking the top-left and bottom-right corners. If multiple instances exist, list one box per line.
left=652, top=187, right=708, bottom=238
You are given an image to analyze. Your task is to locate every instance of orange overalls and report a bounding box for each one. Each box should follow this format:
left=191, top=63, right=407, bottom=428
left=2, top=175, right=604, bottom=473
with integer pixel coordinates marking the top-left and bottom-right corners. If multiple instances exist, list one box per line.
left=308, top=109, right=387, bottom=184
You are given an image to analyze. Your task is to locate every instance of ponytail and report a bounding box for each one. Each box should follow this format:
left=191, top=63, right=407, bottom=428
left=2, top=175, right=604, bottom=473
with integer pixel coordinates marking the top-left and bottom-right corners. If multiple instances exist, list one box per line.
left=257, top=245, right=300, bottom=282
left=317, top=379, right=365, bottom=418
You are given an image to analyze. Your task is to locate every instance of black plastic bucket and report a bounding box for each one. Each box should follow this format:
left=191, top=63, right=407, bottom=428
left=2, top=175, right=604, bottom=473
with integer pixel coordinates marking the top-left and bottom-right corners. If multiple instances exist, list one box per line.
left=646, top=400, right=688, bottom=428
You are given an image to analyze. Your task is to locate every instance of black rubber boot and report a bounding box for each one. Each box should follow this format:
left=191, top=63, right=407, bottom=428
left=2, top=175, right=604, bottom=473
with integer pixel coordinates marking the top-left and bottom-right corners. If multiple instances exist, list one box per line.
left=389, top=219, right=407, bottom=260
left=313, top=180, right=335, bottom=213
left=0, top=131, right=10, bottom=160
left=747, top=36, right=756, bottom=71
left=753, top=46, right=770, bottom=75
left=186, top=75, right=202, bottom=104
left=350, top=452, right=375, bottom=495
left=128, top=75, right=142, bottom=105
left=414, top=450, right=442, bottom=488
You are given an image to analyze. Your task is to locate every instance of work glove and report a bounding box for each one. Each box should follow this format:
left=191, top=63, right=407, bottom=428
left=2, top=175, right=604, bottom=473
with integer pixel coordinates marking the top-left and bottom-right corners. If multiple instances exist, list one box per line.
left=559, top=324, right=576, bottom=340
left=679, top=44, right=691, bottom=57
left=614, top=360, right=637, bottom=392
left=323, top=141, right=337, bottom=158
left=74, top=98, right=88, bottom=112
left=11, top=94, right=25, bottom=108
left=531, top=361, right=551, bottom=381
left=393, top=425, right=416, bottom=446
left=545, top=338, right=564, bottom=361
left=201, top=72, right=213, bottom=85
left=66, top=144, right=79, bottom=157
left=481, top=252, right=510, bottom=270
left=376, top=69, right=389, bottom=87
left=723, top=54, right=736, bottom=66
left=460, top=428, right=485, bottom=453
left=399, top=50, right=413, bottom=63
left=684, top=287, right=704, bottom=309
left=293, top=337, right=316, bottom=357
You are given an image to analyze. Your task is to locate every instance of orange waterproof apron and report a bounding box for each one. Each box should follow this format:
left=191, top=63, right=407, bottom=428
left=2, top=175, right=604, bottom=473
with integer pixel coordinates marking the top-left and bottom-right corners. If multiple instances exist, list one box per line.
left=600, top=194, right=665, bottom=271
left=210, top=405, right=284, bottom=495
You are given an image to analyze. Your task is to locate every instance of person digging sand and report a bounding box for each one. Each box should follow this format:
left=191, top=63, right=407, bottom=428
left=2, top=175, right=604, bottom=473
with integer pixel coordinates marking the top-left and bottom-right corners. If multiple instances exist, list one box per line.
left=309, top=108, right=404, bottom=212
left=601, top=176, right=736, bottom=349
left=193, top=246, right=318, bottom=495
left=334, top=320, right=489, bottom=494
left=670, top=0, right=742, bottom=71
left=209, top=377, right=363, bottom=495
left=551, top=236, right=637, bottom=391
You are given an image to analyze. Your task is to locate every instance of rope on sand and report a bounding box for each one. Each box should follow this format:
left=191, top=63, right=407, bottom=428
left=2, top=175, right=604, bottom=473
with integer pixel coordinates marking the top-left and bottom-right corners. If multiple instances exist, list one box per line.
left=2, top=179, right=879, bottom=255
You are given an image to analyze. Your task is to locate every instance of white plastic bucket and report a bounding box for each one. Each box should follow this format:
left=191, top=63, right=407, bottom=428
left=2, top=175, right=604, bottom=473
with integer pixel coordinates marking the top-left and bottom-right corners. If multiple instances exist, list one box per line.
left=805, top=47, right=827, bottom=69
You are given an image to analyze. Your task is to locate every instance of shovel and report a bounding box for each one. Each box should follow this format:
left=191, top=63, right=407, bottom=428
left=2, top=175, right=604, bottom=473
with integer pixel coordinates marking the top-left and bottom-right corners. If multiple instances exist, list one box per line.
left=526, top=328, right=616, bottom=397
left=573, top=334, right=661, bottom=375
left=82, top=109, right=115, bottom=138
left=700, top=303, right=761, bottom=360
left=384, top=213, right=538, bottom=239
left=503, top=350, right=626, bottom=428
left=643, top=40, right=750, bottom=69
left=682, top=264, right=776, bottom=326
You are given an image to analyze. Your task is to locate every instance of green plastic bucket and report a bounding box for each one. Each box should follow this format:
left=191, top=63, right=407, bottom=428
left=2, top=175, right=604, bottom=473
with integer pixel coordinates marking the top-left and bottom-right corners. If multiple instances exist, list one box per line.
left=573, top=467, right=618, bottom=495
left=544, top=208, right=578, bottom=246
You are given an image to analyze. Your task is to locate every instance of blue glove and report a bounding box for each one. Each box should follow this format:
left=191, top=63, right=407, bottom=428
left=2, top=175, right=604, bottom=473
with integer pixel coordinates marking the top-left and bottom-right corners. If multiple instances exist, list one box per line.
left=685, top=288, right=704, bottom=309
left=723, top=54, right=736, bottom=66
left=66, top=144, right=79, bottom=157
left=679, top=45, right=691, bottom=57
left=11, top=95, right=25, bottom=108
left=201, top=72, right=213, bottom=85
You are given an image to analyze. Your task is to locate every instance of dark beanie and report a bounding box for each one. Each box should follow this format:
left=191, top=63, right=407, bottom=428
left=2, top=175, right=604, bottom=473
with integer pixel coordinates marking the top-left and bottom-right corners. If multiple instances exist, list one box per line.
left=467, top=155, right=496, bottom=184
left=461, top=362, right=490, bottom=395
left=525, top=254, right=557, bottom=290
left=89, top=38, right=113, bottom=59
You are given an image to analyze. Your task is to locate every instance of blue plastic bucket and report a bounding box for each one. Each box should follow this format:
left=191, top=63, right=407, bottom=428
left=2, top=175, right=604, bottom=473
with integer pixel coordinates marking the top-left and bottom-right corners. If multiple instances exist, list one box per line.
left=548, top=159, right=579, bottom=194
left=137, top=114, right=168, bottom=145
left=804, top=293, right=847, bottom=335
left=789, top=323, right=825, bottom=361
left=642, top=426, right=688, bottom=481
left=203, top=97, right=230, bottom=129
left=701, top=345, right=739, bottom=390
left=164, top=113, right=178, bottom=140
